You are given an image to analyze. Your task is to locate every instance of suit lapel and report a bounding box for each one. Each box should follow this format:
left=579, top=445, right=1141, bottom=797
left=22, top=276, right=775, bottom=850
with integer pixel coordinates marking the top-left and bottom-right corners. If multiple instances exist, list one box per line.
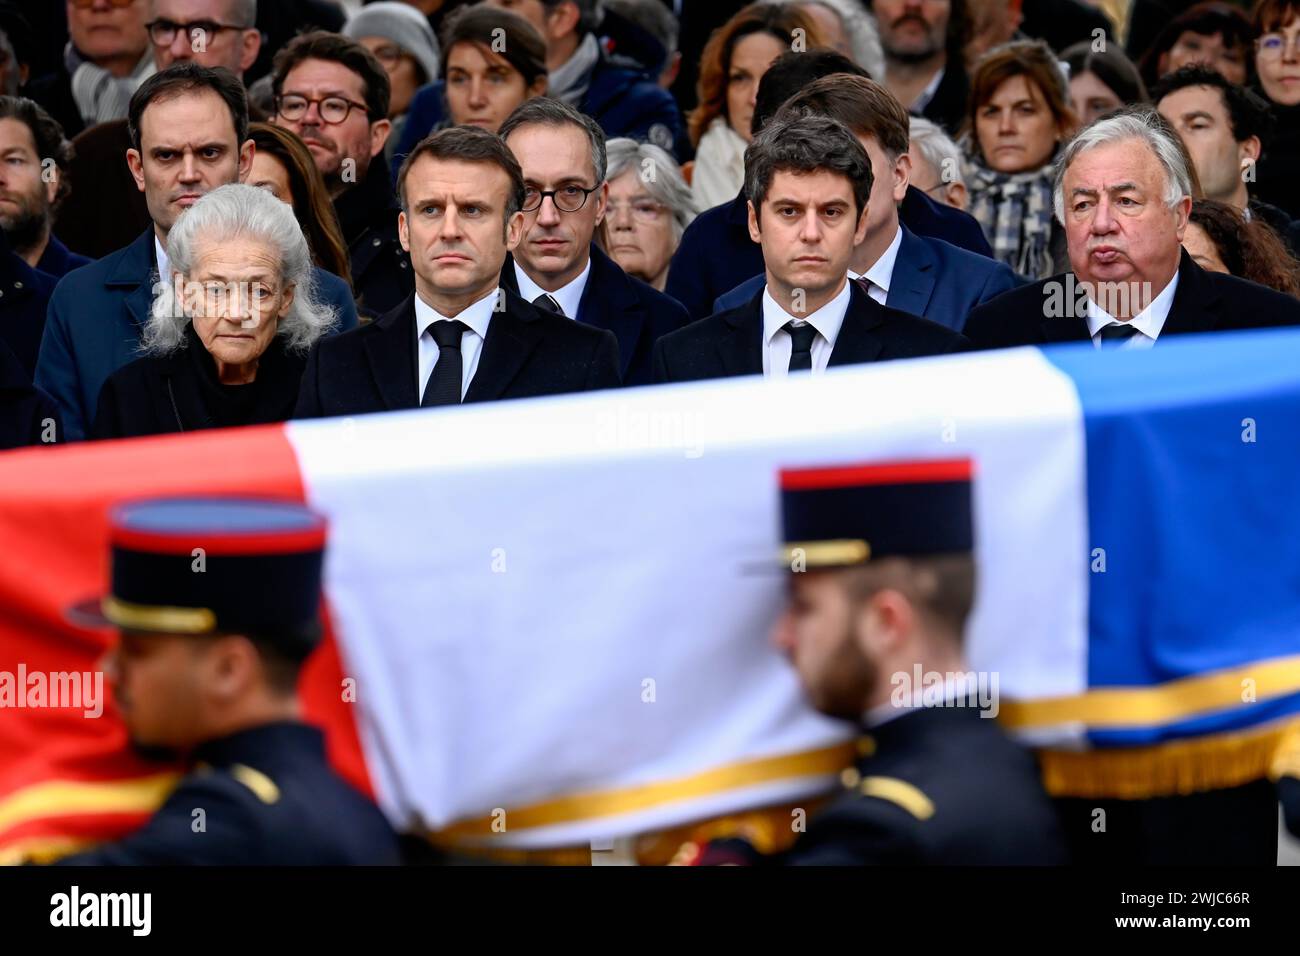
left=718, top=292, right=764, bottom=376
left=883, top=227, right=936, bottom=318
left=1160, top=250, right=1218, bottom=337
left=107, top=230, right=159, bottom=330
left=576, top=246, right=643, bottom=378
left=828, top=282, right=886, bottom=366
left=363, top=294, right=420, bottom=410
left=464, top=290, right=541, bottom=402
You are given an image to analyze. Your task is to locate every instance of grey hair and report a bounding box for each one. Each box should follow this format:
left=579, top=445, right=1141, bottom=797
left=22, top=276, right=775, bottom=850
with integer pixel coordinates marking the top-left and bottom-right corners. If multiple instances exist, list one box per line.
left=154, top=0, right=257, bottom=25
left=1052, top=106, right=1192, bottom=223
left=142, top=183, right=338, bottom=356
left=909, top=116, right=965, bottom=186
left=604, top=137, right=698, bottom=241
left=499, top=96, right=607, bottom=184
left=787, top=0, right=886, bottom=79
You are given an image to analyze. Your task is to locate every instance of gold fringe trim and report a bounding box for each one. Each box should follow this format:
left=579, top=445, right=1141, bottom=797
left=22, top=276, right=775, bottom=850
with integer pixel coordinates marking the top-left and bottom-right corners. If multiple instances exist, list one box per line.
left=1038, top=719, right=1300, bottom=798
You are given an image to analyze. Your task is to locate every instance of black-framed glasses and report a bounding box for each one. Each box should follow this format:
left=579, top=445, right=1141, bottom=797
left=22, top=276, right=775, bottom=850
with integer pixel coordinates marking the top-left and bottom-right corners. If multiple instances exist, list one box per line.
left=521, top=183, right=600, bottom=213
left=145, top=19, right=245, bottom=47
left=275, top=94, right=370, bottom=125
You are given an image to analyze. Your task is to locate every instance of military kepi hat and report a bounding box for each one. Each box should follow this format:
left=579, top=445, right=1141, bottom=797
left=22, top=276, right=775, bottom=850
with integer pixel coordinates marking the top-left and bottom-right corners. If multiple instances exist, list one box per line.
left=780, top=459, right=974, bottom=569
left=76, top=498, right=328, bottom=655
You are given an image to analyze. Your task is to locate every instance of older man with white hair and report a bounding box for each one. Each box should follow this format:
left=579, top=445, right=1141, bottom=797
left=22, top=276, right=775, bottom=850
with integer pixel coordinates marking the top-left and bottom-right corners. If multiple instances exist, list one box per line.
left=965, top=105, right=1300, bottom=350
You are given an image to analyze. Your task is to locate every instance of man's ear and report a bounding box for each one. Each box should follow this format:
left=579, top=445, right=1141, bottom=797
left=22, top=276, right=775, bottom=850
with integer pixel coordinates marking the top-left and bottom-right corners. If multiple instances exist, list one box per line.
left=126, top=148, right=147, bottom=194
left=853, top=201, right=871, bottom=247
left=591, top=180, right=609, bottom=226
left=398, top=209, right=410, bottom=252
left=892, top=151, right=911, bottom=202
left=855, top=588, right=915, bottom=659
left=43, top=166, right=60, bottom=206
left=747, top=199, right=762, bottom=244
left=1240, top=134, right=1262, bottom=165
left=1172, top=193, right=1192, bottom=240
left=945, top=181, right=969, bottom=210
left=370, top=118, right=393, bottom=158
left=506, top=209, right=525, bottom=251
left=237, top=139, right=255, bottom=183
left=206, top=634, right=260, bottom=702
left=240, top=29, right=263, bottom=75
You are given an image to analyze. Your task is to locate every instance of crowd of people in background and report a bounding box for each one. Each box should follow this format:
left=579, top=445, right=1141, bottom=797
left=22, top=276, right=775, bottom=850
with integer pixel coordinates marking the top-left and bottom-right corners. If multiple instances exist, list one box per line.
left=0, top=0, right=1297, bottom=451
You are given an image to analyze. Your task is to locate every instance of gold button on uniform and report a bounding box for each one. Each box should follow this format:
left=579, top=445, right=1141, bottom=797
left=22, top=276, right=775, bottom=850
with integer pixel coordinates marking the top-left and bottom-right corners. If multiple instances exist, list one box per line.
left=840, top=767, right=862, bottom=789
left=856, top=735, right=876, bottom=757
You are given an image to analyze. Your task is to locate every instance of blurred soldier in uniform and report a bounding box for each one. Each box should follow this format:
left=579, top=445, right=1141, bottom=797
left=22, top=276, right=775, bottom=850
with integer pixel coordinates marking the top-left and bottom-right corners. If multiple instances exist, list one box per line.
left=59, top=497, right=400, bottom=866
left=679, top=458, right=1068, bottom=865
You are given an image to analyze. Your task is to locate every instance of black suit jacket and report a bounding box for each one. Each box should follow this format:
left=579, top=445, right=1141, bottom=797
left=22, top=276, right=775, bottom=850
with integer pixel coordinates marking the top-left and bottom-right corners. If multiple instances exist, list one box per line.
left=501, top=245, right=690, bottom=386
left=964, top=250, right=1300, bottom=349
left=781, top=706, right=1068, bottom=865
left=651, top=280, right=969, bottom=384
left=294, top=288, right=622, bottom=419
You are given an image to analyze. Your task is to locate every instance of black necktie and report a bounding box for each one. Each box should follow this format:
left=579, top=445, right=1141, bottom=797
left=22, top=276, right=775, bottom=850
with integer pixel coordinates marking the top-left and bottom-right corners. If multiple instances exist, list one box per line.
left=532, top=293, right=563, bottom=315
left=784, top=321, right=819, bottom=373
left=421, top=320, right=468, bottom=407
left=1098, top=322, right=1139, bottom=347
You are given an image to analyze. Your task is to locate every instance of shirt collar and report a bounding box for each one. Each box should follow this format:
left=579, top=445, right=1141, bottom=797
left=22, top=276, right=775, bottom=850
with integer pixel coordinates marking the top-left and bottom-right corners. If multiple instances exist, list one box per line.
left=1085, top=269, right=1180, bottom=342
left=910, top=66, right=946, bottom=113
left=414, top=285, right=499, bottom=340
left=154, top=234, right=170, bottom=282
left=513, top=257, right=591, bottom=319
left=861, top=225, right=902, bottom=296
left=761, top=279, right=852, bottom=348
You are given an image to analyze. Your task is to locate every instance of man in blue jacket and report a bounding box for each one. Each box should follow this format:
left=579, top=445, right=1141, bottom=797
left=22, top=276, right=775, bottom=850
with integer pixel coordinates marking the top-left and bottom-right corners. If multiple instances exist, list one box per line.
left=712, top=75, right=1021, bottom=332
left=665, top=51, right=996, bottom=322
left=36, top=64, right=358, bottom=442
left=498, top=98, right=688, bottom=385
left=395, top=0, right=685, bottom=170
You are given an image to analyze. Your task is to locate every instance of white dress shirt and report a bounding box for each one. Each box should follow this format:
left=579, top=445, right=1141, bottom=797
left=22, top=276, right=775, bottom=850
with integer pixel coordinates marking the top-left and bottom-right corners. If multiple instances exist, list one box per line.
left=858, top=226, right=902, bottom=305
left=155, top=235, right=170, bottom=285
left=415, top=287, right=499, bottom=401
left=1085, top=270, right=1180, bottom=349
left=761, top=279, right=852, bottom=377
left=513, top=258, right=591, bottom=319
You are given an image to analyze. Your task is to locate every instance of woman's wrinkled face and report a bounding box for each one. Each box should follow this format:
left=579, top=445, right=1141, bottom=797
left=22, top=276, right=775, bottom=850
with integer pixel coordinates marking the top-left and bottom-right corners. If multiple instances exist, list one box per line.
left=601, top=170, right=677, bottom=287
left=183, top=236, right=294, bottom=378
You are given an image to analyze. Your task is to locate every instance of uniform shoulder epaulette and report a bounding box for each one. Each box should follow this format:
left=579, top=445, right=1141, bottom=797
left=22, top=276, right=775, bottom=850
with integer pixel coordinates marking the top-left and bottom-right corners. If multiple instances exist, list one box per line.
left=856, top=775, right=935, bottom=820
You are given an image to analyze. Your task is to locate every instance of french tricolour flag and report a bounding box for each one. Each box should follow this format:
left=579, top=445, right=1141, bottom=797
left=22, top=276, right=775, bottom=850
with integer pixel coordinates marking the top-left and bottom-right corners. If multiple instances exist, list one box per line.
left=2, top=328, right=1299, bottom=858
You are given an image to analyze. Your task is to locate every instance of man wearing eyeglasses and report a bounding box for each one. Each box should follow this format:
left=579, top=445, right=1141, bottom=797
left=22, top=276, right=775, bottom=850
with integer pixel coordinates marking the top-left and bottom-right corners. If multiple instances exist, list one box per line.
left=25, top=0, right=154, bottom=141
left=148, top=0, right=260, bottom=76
left=270, top=30, right=412, bottom=319
left=497, top=98, right=688, bottom=386
left=294, top=125, right=620, bottom=419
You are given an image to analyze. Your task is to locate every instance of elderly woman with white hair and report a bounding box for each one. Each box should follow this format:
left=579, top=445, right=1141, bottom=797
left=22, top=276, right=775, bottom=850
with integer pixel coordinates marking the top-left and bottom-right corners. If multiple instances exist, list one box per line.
left=90, top=184, right=338, bottom=440
left=598, top=138, right=698, bottom=292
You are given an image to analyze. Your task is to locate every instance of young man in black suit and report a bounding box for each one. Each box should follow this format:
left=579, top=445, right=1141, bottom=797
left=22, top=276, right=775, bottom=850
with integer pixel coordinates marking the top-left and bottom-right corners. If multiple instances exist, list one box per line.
left=294, top=126, right=620, bottom=419
left=652, top=114, right=967, bottom=385
left=965, top=106, right=1300, bottom=350
left=497, top=97, right=689, bottom=386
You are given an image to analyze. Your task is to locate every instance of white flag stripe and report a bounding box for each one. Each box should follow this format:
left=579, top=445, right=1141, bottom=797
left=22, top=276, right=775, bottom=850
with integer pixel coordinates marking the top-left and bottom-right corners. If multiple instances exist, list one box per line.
left=286, top=347, right=1090, bottom=842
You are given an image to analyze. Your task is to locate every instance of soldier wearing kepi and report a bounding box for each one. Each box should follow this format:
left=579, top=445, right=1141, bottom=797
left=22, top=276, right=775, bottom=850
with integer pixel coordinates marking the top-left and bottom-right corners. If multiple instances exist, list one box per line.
left=683, top=459, right=1068, bottom=865
left=59, top=497, right=400, bottom=866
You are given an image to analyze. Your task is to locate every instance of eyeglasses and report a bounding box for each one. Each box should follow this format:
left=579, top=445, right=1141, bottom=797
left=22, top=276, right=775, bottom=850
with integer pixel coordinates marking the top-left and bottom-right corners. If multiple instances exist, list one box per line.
left=146, top=19, right=246, bottom=48
left=368, top=44, right=408, bottom=69
left=605, top=198, right=668, bottom=224
left=1257, top=31, right=1300, bottom=61
left=275, top=94, right=370, bottom=125
left=71, top=0, right=137, bottom=8
left=521, top=184, right=600, bottom=213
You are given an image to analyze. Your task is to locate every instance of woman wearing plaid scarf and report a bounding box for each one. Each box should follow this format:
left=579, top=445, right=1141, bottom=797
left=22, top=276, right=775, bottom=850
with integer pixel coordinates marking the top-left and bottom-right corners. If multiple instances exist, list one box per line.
left=962, top=40, right=1078, bottom=280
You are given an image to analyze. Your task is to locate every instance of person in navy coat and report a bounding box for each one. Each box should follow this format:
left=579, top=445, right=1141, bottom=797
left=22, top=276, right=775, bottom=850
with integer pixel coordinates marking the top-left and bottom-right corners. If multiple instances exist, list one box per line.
left=0, top=231, right=57, bottom=378
left=708, top=74, right=1022, bottom=331
left=663, top=51, right=995, bottom=321
left=34, top=64, right=359, bottom=442
left=654, top=115, right=968, bottom=385
left=498, top=98, right=689, bottom=386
